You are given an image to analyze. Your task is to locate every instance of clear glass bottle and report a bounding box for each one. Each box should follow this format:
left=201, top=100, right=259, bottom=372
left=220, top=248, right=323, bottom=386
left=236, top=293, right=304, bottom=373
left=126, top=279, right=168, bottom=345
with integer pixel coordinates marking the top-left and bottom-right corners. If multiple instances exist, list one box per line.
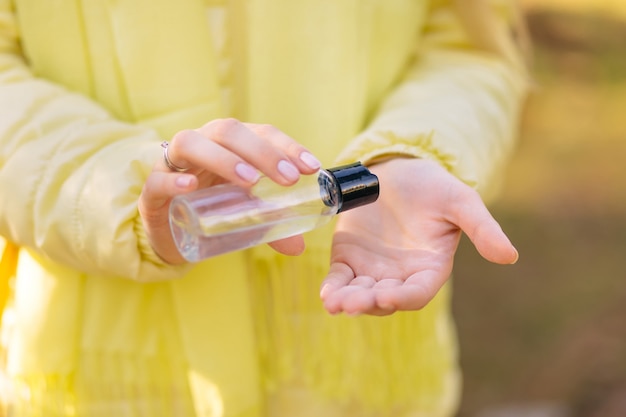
left=169, top=162, right=379, bottom=262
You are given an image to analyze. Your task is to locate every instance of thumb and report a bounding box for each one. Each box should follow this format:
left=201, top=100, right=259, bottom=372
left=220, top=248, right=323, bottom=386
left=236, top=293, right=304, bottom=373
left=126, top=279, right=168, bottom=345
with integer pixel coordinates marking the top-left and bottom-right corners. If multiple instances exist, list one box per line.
left=140, top=171, right=198, bottom=213
left=453, top=191, right=519, bottom=265
left=268, top=235, right=306, bottom=256
left=468, top=217, right=519, bottom=264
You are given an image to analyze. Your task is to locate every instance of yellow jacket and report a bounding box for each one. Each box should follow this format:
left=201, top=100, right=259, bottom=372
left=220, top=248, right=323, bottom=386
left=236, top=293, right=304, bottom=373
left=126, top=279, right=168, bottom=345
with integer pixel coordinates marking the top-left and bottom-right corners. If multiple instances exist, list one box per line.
left=0, top=0, right=526, bottom=416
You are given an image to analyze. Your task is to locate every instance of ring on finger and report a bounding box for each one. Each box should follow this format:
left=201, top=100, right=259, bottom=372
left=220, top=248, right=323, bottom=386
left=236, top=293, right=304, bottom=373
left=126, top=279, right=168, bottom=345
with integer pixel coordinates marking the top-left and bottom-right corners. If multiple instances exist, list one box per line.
left=160, top=141, right=189, bottom=172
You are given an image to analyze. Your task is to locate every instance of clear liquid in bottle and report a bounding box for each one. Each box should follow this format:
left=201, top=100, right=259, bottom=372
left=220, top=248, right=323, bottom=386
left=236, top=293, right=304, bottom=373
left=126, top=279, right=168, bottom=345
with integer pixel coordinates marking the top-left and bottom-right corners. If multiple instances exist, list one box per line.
left=169, top=162, right=379, bottom=262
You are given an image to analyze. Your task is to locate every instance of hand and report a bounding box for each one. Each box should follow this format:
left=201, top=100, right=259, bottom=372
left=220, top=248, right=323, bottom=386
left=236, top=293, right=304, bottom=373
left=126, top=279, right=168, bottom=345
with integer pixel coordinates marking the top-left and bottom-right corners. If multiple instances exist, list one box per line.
left=138, top=118, right=322, bottom=264
left=320, top=158, right=518, bottom=315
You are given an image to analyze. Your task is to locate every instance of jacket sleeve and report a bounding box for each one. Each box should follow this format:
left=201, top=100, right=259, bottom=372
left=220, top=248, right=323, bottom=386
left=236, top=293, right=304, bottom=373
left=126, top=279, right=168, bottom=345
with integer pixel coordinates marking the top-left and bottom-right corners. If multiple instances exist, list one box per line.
left=0, top=0, right=188, bottom=281
left=336, top=0, right=529, bottom=202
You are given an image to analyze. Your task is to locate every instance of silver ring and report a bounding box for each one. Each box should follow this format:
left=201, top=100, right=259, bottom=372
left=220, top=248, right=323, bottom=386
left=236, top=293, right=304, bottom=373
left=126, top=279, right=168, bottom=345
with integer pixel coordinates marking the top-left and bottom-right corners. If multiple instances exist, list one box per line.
left=161, top=141, right=189, bottom=172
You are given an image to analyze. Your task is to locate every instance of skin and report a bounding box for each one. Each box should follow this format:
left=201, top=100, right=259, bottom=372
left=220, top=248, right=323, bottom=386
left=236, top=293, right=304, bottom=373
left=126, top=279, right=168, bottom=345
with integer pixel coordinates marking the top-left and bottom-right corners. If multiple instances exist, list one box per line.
left=321, top=157, right=518, bottom=316
left=139, top=118, right=518, bottom=316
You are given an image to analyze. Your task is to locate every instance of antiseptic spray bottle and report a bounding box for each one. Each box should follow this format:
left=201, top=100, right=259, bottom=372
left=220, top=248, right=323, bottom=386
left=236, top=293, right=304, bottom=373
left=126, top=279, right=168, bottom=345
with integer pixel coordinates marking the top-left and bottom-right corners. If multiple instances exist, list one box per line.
left=169, top=162, right=379, bottom=262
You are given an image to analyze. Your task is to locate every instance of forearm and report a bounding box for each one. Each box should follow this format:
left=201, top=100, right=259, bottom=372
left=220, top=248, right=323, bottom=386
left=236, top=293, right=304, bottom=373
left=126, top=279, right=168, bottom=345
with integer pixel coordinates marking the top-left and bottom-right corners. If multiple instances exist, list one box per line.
left=337, top=0, right=528, bottom=201
left=0, top=5, right=186, bottom=280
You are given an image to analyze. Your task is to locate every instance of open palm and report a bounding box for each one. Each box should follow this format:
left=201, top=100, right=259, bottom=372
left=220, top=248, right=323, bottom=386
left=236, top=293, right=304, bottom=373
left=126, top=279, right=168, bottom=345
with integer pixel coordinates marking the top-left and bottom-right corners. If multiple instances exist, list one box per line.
left=320, top=158, right=518, bottom=315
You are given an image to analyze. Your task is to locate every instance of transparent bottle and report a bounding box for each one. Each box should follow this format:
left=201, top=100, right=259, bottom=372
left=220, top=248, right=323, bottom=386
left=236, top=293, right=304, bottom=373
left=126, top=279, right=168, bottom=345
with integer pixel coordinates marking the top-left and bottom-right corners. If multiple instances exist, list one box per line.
left=169, top=162, right=379, bottom=262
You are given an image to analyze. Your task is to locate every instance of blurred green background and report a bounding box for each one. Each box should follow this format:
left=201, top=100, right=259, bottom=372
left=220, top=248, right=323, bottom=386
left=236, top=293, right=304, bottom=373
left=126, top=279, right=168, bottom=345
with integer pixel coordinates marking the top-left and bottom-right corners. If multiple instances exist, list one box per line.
left=453, top=1, right=626, bottom=416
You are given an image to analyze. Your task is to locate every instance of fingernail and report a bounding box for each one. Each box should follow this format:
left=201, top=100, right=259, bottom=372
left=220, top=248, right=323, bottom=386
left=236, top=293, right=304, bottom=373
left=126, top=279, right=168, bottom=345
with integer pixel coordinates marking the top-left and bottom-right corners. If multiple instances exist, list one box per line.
left=235, top=162, right=260, bottom=183
left=511, top=248, right=520, bottom=264
left=277, top=160, right=300, bottom=182
left=320, top=283, right=330, bottom=298
left=300, top=151, right=321, bottom=170
left=175, top=175, right=193, bottom=188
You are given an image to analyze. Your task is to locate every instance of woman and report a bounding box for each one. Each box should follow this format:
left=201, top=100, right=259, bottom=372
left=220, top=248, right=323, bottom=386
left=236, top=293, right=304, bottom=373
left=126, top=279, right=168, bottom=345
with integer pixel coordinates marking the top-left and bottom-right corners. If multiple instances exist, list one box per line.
left=0, top=0, right=527, bottom=416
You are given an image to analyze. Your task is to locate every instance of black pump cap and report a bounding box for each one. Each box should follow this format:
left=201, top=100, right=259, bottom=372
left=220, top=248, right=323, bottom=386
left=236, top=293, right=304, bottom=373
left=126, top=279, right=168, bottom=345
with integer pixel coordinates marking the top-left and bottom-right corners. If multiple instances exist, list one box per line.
left=327, top=162, right=379, bottom=213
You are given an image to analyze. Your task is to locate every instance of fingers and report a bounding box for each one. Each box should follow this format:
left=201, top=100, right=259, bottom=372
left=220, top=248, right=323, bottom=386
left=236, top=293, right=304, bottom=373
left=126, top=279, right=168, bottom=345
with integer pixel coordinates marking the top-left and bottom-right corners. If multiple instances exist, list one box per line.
left=242, top=122, right=322, bottom=174
left=163, top=128, right=261, bottom=186
left=321, top=264, right=360, bottom=314
left=321, top=275, right=442, bottom=316
left=374, top=272, right=441, bottom=311
left=148, top=118, right=322, bottom=262
left=320, top=264, right=354, bottom=299
left=162, top=118, right=321, bottom=188
left=323, top=285, right=379, bottom=315
left=451, top=188, right=519, bottom=265
left=321, top=265, right=405, bottom=315
left=138, top=170, right=199, bottom=264
left=140, top=170, right=198, bottom=213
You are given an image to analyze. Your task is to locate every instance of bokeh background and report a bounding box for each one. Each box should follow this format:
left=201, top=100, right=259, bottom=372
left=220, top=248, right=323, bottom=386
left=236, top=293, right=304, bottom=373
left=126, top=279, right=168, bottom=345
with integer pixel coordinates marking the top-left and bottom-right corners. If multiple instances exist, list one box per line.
left=453, top=1, right=626, bottom=416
